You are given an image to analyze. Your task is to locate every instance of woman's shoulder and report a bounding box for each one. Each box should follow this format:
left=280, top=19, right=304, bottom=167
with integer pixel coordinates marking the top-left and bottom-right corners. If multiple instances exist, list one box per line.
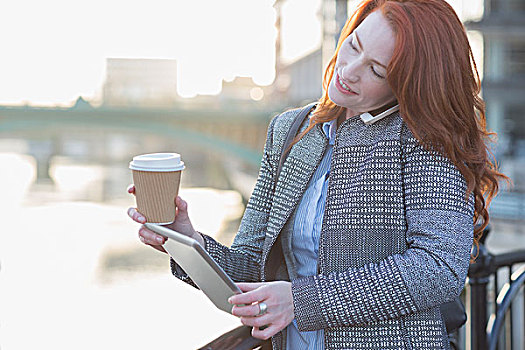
left=399, top=118, right=419, bottom=148
left=399, top=117, right=449, bottom=160
left=268, top=105, right=311, bottom=143
left=399, top=116, right=465, bottom=180
left=270, top=106, right=304, bottom=131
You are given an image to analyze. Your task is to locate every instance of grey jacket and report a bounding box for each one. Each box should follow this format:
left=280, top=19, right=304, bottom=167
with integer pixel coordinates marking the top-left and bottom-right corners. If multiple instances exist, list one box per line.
left=173, top=107, right=474, bottom=349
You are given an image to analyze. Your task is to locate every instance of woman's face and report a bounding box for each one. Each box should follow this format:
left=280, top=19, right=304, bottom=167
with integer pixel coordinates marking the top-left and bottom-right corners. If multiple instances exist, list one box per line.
left=328, top=11, right=397, bottom=118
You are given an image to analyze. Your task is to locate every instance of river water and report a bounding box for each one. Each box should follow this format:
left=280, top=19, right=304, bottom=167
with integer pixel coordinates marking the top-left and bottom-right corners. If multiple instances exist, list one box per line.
left=0, top=151, right=245, bottom=350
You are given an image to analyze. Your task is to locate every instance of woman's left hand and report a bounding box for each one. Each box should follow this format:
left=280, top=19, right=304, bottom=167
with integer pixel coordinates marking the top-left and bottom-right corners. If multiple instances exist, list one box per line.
left=229, top=281, right=294, bottom=340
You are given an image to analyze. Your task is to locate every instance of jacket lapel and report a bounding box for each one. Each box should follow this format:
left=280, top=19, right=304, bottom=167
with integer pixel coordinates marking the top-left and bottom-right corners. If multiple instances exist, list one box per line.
left=263, top=123, right=328, bottom=260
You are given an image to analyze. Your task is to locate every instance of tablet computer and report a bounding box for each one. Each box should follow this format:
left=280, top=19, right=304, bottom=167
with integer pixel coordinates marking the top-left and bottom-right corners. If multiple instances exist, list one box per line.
left=144, top=223, right=241, bottom=313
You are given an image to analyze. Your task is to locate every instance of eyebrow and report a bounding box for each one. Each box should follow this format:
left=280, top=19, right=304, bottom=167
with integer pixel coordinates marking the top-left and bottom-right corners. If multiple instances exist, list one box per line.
left=354, top=32, right=387, bottom=69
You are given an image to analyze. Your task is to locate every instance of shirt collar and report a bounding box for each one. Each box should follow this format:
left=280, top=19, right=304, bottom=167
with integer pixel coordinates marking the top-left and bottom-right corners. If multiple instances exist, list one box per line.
left=320, top=103, right=399, bottom=144
left=322, top=119, right=337, bottom=145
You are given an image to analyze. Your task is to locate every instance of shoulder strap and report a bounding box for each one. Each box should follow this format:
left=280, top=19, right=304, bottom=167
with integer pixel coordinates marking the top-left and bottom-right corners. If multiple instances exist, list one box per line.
left=265, top=102, right=316, bottom=283
left=276, top=102, right=317, bottom=180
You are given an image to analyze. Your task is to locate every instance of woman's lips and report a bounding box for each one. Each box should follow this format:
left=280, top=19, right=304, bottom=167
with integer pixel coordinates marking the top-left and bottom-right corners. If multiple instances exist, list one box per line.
left=335, top=73, right=358, bottom=95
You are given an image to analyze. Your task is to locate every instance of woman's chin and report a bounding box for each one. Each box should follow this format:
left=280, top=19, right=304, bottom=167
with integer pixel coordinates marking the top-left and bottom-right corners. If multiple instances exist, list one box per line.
left=328, top=85, right=353, bottom=109
left=327, top=85, right=343, bottom=107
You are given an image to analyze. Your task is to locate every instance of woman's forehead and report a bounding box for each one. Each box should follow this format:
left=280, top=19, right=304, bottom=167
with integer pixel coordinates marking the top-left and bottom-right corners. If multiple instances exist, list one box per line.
left=352, top=11, right=396, bottom=65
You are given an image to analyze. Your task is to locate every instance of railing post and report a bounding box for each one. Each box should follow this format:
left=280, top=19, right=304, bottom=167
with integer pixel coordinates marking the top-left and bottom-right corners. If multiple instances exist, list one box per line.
left=467, top=241, right=493, bottom=350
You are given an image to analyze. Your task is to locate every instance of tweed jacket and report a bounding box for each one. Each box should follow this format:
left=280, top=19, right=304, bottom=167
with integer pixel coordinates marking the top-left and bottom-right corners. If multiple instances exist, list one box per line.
left=172, top=107, right=474, bottom=349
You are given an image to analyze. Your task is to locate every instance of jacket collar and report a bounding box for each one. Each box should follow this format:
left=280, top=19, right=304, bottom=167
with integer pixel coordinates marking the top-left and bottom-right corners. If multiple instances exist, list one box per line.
left=266, top=121, right=328, bottom=244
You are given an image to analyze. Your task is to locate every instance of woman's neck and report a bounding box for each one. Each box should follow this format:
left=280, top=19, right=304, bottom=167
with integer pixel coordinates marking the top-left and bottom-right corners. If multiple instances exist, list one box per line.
left=369, top=101, right=398, bottom=117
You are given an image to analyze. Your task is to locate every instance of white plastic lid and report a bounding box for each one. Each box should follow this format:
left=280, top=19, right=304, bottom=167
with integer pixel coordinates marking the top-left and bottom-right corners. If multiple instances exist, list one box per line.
left=129, top=153, right=185, bottom=172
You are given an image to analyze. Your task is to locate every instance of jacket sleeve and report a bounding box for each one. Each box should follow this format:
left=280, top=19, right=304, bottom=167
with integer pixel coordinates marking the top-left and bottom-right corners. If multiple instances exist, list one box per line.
left=171, top=114, right=280, bottom=284
left=292, top=124, right=474, bottom=331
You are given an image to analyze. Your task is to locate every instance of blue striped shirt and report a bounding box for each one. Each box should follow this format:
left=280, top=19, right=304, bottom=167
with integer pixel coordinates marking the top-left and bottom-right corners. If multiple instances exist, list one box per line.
left=286, top=119, right=336, bottom=350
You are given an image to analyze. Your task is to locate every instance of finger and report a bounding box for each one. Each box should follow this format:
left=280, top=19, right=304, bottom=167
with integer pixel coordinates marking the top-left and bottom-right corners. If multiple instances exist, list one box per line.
left=139, top=226, right=166, bottom=245
left=231, top=303, right=263, bottom=317
left=127, top=208, right=146, bottom=224
left=175, top=196, right=185, bottom=207
left=228, top=287, right=266, bottom=305
left=127, top=184, right=136, bottom=194
left=236, top=282, right=266, bottom=292
left=251, top=323, right=280, bottom=340
left=240, top=313, right=272, bottom=328
left=127, top=207, right=145, bottom=223
left=146, top=243, right=167, bottom=254
left=175, top=197, right=189, bottom=217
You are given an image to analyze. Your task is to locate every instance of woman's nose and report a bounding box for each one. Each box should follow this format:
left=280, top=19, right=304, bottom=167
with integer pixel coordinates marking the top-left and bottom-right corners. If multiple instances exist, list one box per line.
left=340, top=61, right=360, bottom=83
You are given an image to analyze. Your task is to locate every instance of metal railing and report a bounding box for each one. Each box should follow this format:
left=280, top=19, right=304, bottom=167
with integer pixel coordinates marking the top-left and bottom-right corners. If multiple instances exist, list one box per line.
left=467, top=226, right=525, bottom=350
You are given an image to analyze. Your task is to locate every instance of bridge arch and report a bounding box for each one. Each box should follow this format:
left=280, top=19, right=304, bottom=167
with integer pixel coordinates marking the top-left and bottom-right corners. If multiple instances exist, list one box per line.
left=0, top=113, right=265, bottom=166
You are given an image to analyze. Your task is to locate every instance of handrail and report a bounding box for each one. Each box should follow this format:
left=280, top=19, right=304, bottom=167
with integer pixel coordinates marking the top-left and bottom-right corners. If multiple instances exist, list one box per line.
left=467, top=224, right=525, bottom=350
left=487, top=266, right=525, bottom=350
left=492, top=251, right=525, bottom=269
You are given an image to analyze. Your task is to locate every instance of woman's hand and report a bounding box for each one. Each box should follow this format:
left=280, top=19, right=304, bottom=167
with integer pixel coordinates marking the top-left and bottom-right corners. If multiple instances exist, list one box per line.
left=163, top=195, right=203, bottom=246
left=127, top=184, right=204, bottom=251
left=229, top=281, right=294, bottom=340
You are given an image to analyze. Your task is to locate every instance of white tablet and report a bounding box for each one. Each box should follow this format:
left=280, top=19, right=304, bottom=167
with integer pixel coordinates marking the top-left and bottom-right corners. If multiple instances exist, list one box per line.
left=144, top=223, right=242, bottom=313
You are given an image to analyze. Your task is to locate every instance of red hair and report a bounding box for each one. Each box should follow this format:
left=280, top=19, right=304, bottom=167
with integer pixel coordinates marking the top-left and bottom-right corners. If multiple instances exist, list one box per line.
left=296, top=0, right=508, bottom=258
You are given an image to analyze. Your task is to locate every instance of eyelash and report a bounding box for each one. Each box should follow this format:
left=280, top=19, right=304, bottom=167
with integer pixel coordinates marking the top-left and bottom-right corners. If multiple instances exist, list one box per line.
left=370, top=66, right=384, bottom=79
left=349, top=39, right=358, bottom=52
left=349, top=38, right=384, bottom=79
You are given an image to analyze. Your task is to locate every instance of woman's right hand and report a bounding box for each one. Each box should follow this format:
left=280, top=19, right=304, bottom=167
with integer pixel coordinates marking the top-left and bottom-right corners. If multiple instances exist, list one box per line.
left=128, top=207, right=168, bottom=254
left=127, top=185, right=204, bottom=252
left=163, top=196, right=203, bottom=246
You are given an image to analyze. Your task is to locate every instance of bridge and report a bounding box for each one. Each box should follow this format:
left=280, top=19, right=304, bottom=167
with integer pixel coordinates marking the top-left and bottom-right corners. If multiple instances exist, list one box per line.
left=0, top=99, right=281, bottom=191
left=0, top=99, right=277, bottom=164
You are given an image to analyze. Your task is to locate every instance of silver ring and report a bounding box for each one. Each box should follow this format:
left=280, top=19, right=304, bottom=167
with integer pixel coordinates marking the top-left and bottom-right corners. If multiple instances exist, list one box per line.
left=257, top=302, right=268, bottom=316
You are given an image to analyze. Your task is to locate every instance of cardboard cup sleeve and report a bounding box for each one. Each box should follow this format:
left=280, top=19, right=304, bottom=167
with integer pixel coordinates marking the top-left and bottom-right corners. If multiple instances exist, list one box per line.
left=132, top=170, right=181, bottom=224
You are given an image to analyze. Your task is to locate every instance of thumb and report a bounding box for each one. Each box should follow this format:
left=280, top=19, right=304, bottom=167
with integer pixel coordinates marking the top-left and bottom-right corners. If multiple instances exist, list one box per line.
left=175, top=196, right=189, bottom=216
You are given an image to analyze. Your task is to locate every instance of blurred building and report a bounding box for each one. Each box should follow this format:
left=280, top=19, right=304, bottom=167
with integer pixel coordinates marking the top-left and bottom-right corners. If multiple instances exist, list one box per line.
left=280, top=49, right=323, bottom=106
left=220, top=77, right=267, bottom=104
left=322, top=0, right=353, bottom=70
left=177, top=77, right=270, bottom=109
left=272, top=0, right=352, bottom=106
left=467, top=0, right=525, bottom=190
left=102, top=58, right=178, bottom=109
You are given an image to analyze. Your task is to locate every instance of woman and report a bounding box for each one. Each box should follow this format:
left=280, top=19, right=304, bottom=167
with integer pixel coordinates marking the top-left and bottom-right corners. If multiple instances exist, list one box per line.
left=128, top=0, right=505, bottom=348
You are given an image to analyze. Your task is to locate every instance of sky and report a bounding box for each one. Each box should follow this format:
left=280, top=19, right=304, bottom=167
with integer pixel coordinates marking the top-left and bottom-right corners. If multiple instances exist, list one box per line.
left=0, top=0, right=322, bottom=106
left=0, top=0, right=481, bottom=106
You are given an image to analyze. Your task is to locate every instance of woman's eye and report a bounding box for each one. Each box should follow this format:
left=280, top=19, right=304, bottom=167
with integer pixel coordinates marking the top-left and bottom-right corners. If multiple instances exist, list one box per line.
left=349, top=40, right=358, bottom=51
left=371, top=66, right=384, bottom=79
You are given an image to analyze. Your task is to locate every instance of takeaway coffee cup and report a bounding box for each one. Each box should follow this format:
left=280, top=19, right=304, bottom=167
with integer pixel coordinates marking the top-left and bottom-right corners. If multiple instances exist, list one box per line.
left=129, top=152, right=185, bottom=224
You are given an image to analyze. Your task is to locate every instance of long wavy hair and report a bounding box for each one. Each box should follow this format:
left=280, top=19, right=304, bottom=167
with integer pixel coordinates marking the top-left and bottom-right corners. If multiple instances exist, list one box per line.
left=295, top=0, right=507, bottom=258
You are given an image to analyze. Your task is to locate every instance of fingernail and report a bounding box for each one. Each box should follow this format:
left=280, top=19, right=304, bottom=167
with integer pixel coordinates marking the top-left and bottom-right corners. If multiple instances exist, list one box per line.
left=228, top=298, right=233, bottom=304
left=156, top=237, right=163, bottom=243
left=138, top=216, right=145, bottom=222
left=140, top=236, right=145, bottom=243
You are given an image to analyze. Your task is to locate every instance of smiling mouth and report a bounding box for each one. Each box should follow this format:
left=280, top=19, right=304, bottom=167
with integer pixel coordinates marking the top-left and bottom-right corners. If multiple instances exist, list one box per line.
left=336, top=73, right=358, bottom=95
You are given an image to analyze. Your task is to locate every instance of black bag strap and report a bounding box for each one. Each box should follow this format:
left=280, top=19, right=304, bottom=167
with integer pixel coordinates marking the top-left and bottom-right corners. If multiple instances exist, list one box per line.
left=265, top=103, right=317, bottom=282
left=276, top=102, right=317, bottom=181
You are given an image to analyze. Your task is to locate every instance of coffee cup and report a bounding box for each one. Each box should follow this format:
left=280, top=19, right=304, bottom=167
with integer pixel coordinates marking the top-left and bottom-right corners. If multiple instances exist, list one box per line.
left=129, top=152, right=185, bottom=224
